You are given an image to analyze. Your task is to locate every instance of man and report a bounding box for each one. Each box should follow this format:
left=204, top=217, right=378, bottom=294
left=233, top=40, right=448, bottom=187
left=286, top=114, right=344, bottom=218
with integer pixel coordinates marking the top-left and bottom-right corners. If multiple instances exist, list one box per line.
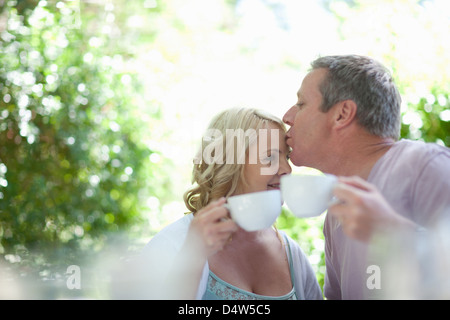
left=283, top=55, right=450, bottom=299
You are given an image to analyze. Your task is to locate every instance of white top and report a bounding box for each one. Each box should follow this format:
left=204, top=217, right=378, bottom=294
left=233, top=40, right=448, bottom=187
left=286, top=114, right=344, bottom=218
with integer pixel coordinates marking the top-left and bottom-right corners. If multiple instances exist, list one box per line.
left=143, top=214, right=322, bottom=300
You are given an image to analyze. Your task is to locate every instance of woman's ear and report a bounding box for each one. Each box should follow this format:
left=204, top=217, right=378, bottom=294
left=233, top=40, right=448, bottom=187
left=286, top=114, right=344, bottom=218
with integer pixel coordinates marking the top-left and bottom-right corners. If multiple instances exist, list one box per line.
left=332, top=99, right=357, bottom=130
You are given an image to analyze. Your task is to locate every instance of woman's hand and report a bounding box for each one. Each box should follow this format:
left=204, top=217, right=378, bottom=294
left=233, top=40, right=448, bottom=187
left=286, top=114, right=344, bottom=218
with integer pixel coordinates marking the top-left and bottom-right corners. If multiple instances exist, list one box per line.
left=164, top=198, right=237, bottom=299
left=186, top=197, right=238, bottom=257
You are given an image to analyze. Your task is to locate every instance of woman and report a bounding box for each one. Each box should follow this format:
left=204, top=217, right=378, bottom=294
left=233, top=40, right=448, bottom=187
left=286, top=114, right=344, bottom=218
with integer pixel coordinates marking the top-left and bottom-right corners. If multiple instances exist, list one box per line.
left=144, top=108, right=322, bottom=300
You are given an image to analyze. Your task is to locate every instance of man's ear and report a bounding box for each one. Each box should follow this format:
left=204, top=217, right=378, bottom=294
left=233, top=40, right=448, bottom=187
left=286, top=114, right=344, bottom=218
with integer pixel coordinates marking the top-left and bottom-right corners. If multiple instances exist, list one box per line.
left=332, top=100, right=357, bottom=130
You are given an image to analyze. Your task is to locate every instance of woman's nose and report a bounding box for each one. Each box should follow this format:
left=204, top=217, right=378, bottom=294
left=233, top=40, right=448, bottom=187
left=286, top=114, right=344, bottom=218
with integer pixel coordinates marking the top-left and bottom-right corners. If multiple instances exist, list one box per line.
left=278, top=157, right=292, bottom=176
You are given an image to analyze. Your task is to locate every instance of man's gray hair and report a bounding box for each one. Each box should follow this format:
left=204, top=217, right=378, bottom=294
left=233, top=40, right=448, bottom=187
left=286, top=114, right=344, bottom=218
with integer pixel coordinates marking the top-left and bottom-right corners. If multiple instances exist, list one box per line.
left=311, top=55, right=401, bottom=140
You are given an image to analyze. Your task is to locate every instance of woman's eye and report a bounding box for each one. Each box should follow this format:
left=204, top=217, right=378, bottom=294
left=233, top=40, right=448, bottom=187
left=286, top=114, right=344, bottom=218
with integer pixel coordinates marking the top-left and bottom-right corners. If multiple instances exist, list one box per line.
left=261, top=154, right=277, bottom=164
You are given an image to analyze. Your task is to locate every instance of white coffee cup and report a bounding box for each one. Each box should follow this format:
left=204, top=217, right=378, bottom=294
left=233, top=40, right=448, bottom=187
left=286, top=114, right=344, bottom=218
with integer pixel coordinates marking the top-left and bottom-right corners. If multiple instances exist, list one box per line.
left=281, top=174, right=338, bottom=218
left=225, top=190, right=282, bottom=231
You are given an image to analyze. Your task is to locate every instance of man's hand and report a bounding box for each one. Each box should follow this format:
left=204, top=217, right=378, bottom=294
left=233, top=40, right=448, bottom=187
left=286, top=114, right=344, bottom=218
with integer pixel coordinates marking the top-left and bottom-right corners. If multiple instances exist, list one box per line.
left=329, top=176, right=416, bottom=242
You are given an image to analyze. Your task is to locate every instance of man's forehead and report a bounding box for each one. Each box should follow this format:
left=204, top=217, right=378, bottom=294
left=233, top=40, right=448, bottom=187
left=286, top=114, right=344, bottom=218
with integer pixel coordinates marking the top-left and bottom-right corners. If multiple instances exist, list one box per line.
left=298, top=69, right=327, bottom=95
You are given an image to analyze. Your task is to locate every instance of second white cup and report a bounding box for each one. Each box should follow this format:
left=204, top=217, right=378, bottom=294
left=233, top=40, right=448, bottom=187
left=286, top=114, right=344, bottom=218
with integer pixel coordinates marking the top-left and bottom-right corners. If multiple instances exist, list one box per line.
left=281, top=174, right=337, bottom=218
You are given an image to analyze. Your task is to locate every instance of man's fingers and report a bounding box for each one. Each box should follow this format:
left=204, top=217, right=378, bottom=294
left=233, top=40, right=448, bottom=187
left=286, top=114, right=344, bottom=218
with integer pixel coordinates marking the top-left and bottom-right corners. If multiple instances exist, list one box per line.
left=332, top=182, right=363, bottom=205
left=332, top=176, right=378, bottom=205
left=328, top=201, right=348, bottom=221
left=337, top=176, right=376, bottom=192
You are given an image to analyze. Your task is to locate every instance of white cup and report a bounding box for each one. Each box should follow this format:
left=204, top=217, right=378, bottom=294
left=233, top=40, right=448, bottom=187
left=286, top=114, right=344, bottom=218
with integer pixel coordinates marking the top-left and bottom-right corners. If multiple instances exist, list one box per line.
left=225, top=190, right=282, bottom=231
left=281, top=174, right=337, bottom=218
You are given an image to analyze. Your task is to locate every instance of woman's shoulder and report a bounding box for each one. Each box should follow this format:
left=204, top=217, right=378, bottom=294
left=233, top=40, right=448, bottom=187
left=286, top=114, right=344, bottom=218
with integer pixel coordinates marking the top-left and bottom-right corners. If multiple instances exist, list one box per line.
left=279, top=230, right=301, bottom=249
left=279, top=231, right=309, bottom=259
left=158, top=213, right=194, bottom=236
left=143, top=214, right=194, bottom=253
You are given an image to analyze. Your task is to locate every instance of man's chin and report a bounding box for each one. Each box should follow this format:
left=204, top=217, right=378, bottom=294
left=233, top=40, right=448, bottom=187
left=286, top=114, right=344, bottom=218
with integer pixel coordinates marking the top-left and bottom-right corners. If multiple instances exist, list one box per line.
left=289, top=155, right=303, bottom=167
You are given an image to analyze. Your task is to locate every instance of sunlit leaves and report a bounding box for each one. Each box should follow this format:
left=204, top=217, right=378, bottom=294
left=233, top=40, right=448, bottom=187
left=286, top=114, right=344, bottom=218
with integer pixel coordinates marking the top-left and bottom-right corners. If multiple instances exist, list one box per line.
left=0, top=0, right=169, bottom=280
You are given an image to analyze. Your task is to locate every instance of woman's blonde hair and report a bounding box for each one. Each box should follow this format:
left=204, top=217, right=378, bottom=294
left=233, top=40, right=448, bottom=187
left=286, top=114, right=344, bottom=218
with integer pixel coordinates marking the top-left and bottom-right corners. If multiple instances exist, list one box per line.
left=184, top=108, right=286, bottom=214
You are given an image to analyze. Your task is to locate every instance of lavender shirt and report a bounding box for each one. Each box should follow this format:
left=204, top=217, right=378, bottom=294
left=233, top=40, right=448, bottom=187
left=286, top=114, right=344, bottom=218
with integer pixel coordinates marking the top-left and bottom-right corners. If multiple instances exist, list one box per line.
left=323, top=139, right=450, bottom=299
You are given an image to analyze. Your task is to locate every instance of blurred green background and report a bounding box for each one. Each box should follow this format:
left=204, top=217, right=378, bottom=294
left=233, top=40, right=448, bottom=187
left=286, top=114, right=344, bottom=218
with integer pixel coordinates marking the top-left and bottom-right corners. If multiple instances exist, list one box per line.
left=0, top=0, right=449, bottom=298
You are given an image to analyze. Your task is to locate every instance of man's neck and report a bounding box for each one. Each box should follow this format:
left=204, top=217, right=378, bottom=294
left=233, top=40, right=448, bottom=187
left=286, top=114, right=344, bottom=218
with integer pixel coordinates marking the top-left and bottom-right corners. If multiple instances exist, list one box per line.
left=325, top=133, right=396, bottom=179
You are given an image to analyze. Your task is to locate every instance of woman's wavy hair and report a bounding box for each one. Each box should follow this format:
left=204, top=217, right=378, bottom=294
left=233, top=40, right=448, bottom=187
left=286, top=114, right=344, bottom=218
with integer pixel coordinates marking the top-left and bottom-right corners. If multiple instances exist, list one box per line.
left=184, top=108, right=286, bottom=214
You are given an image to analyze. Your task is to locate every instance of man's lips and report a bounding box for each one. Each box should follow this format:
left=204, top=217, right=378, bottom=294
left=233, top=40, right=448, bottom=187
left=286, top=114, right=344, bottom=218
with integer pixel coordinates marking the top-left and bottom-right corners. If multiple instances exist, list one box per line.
left=285, top=132, right=292, bottom=146
left=286, top=138, right=293, bottom=149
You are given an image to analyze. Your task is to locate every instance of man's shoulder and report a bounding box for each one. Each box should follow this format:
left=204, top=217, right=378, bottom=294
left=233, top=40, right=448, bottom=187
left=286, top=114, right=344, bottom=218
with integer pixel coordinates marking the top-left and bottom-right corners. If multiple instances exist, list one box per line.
left=375, top=139, right=450, bottom=173
left=392, top=139, right=450, bottom=158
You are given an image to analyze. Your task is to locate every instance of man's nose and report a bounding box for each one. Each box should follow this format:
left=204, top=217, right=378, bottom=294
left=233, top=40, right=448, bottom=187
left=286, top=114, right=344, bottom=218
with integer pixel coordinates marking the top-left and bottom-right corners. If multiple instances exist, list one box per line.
left=282, top=106, right=296, bottom=126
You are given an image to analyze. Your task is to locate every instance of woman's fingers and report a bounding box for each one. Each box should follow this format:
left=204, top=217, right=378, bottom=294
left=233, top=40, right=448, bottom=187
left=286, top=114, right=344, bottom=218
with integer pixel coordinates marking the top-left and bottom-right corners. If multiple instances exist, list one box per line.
left=196, top=197, right=229, bottom=220
left=198, top=197, right=227, bottom=212
left=189, top=197, right=237, bottom=256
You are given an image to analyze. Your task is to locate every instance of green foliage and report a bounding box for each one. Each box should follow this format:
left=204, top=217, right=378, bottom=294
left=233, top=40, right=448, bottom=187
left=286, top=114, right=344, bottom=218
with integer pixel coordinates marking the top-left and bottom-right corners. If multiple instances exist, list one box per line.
left=401, top=90, right=450, bottom=146
left=277, top=207, right=326, bottom=289
left=0, top=0, right=169, bottom=282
